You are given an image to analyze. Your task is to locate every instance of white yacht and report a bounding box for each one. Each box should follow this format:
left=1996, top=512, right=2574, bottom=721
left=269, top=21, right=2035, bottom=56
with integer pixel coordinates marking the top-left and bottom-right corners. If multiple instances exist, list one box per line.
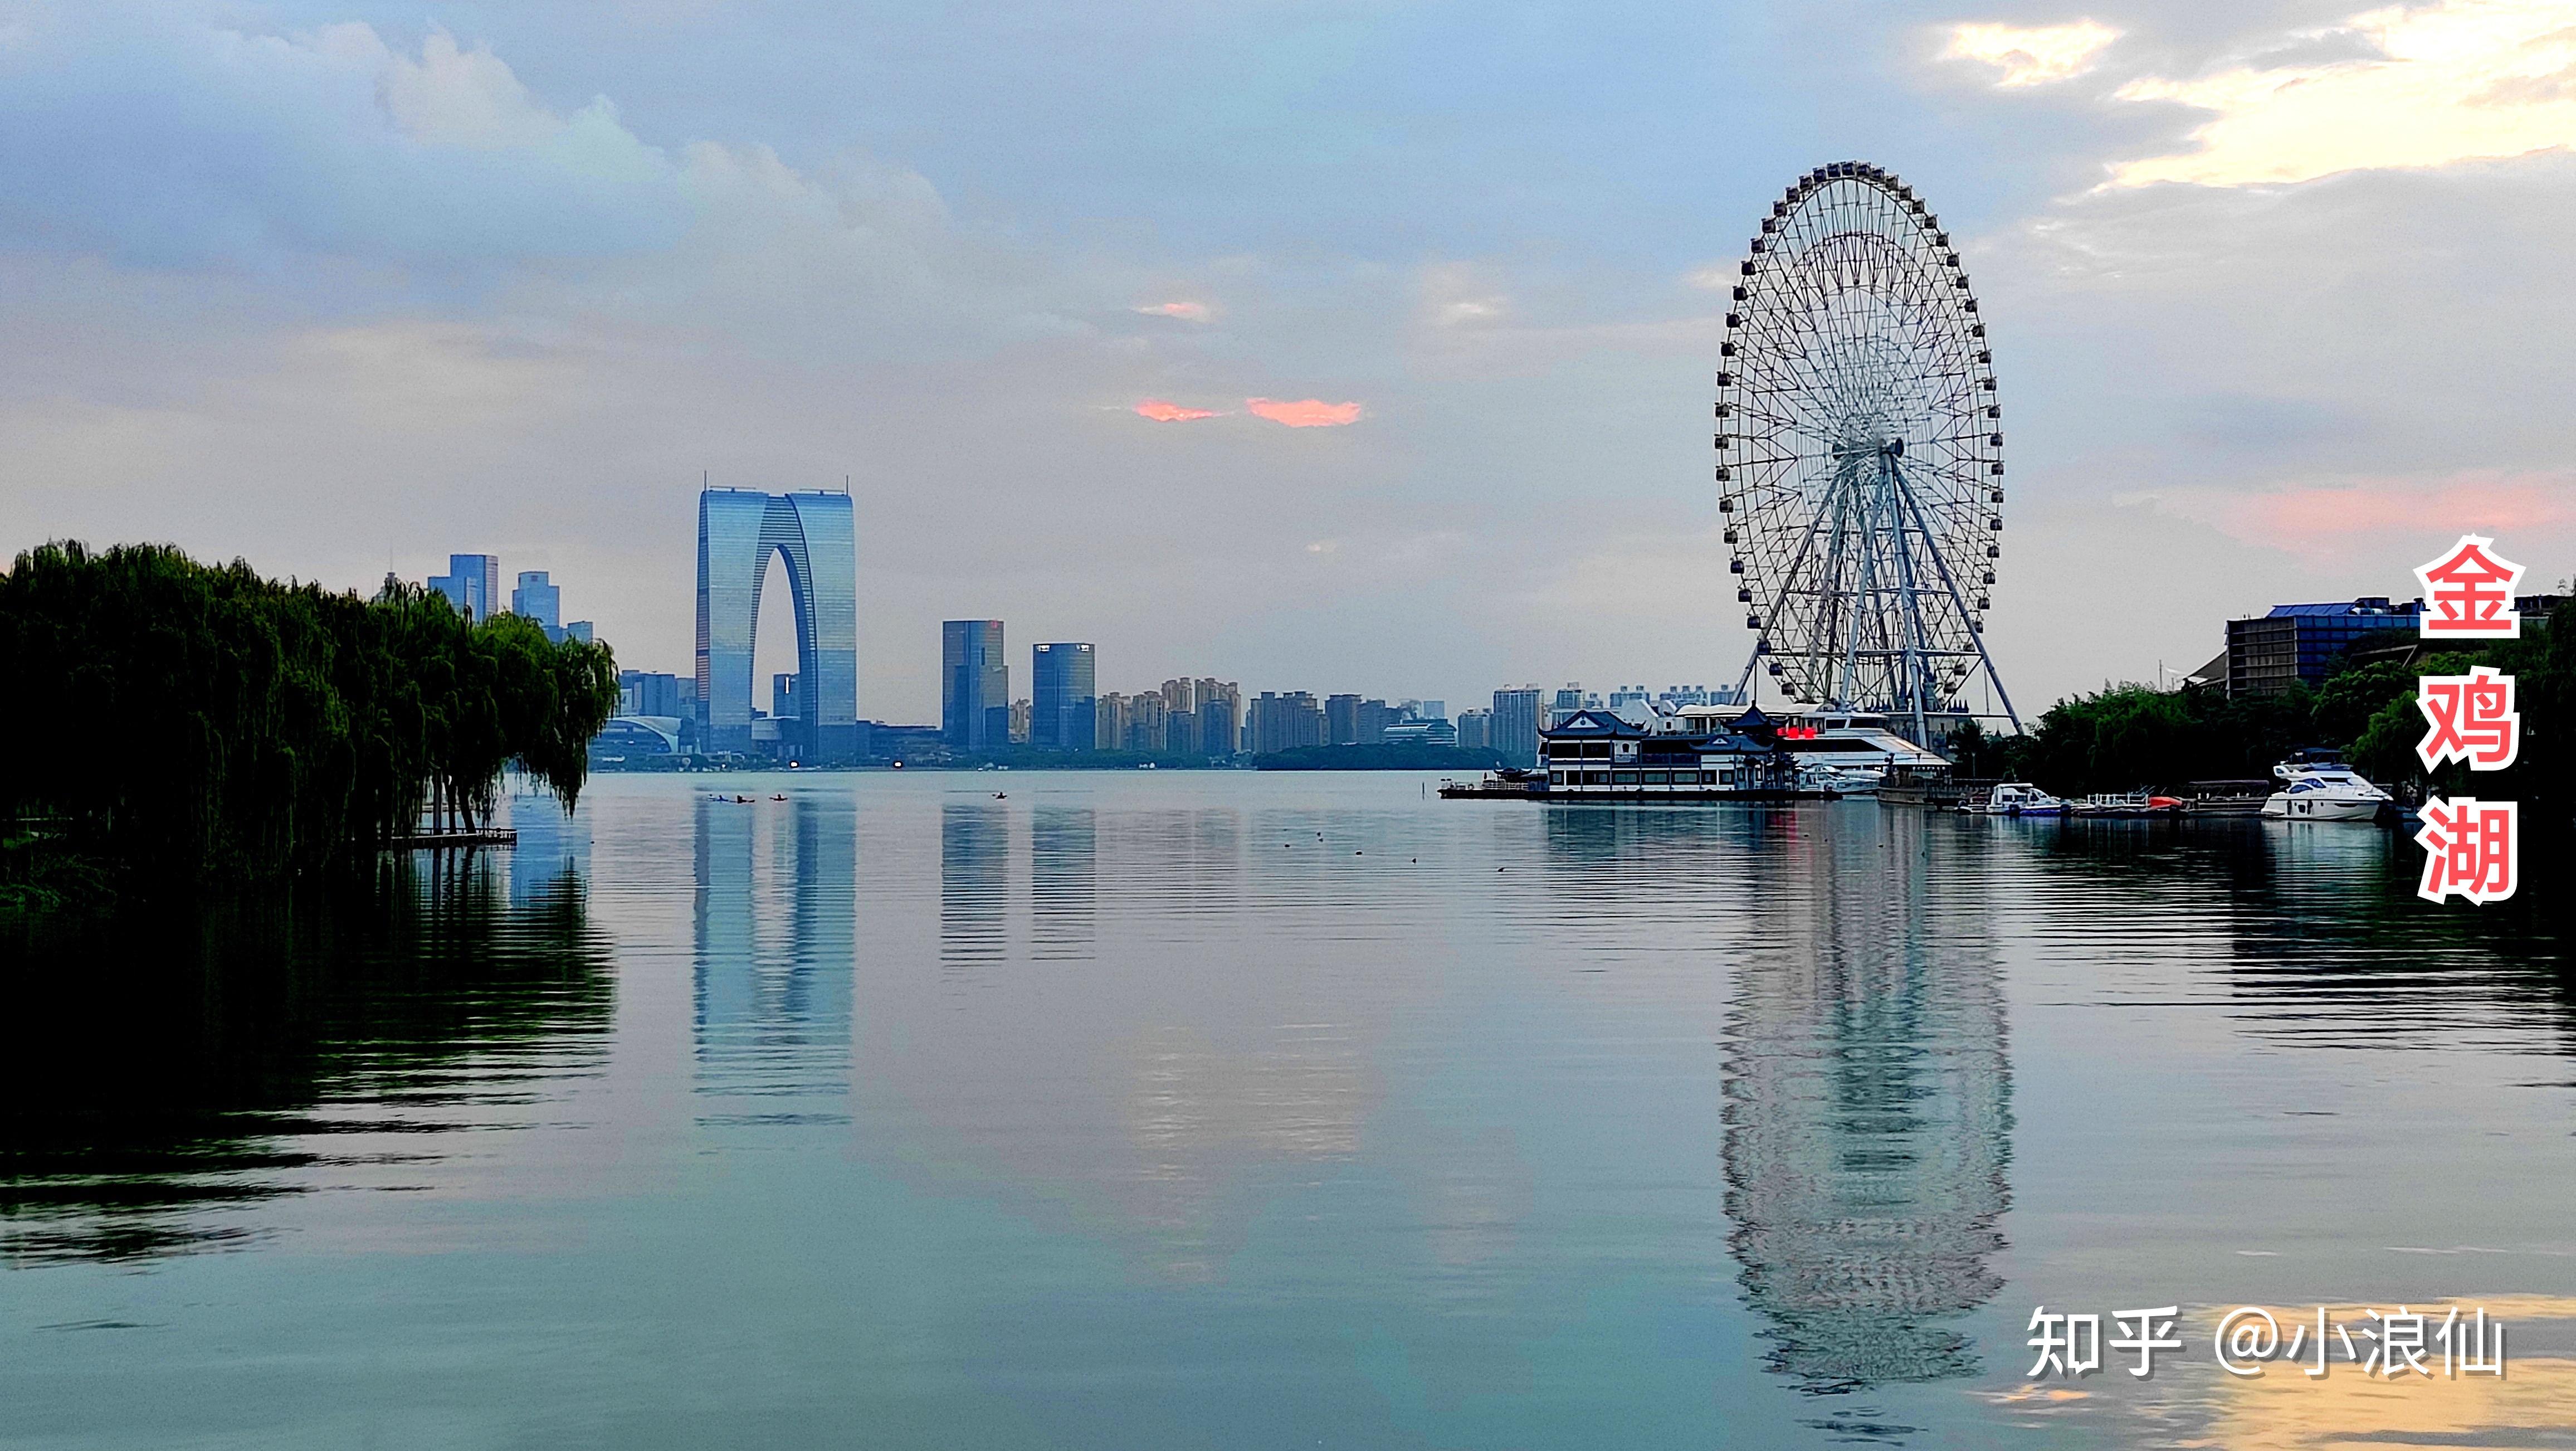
left=2261, top=764, right=2392, bottom=822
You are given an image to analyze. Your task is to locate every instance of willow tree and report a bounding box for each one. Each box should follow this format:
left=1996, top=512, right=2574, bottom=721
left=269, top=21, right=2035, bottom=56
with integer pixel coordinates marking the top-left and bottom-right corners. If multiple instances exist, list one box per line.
left=1, top=542, right=619, bottom=890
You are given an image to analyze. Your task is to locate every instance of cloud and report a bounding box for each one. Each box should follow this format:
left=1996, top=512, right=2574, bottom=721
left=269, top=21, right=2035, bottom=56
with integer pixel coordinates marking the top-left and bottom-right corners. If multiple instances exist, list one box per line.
left=1133, top=398, right=1218, bottom=422
left=2110, top=0, right=2576, bottom=187
left=2129, top=471, right=2576, bottom=556
left=0, top=16, right=695, bottom=269
left=1246, top=397, right=1363, bottom=427
left=1418, top=262, right=1510, bottom=329
left=1136, top=301, right=1211, bottom=322
left=1943, top=20, right=2121, bottom=87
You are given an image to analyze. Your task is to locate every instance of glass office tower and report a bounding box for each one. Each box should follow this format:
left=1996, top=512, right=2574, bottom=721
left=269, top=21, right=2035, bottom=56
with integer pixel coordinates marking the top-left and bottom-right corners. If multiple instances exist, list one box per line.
left=942, top=620, right=1007, bottom=752
left=696, top=489, right=859, bottom=761
left=1031, top=642, right=1096, bottom=750
left=427, top=554, right=500, bottom=621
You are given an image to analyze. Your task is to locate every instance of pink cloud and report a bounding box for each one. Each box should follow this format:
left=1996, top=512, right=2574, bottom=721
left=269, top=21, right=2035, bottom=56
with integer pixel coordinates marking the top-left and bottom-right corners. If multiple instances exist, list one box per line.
left=1136, top=301, right=1211, bottom=322
left=2173, top=473, right=2576, bottom=549
left=1246, top=397, right=1363, bottom=428
left=1133, top=398, right=1217, bottom=422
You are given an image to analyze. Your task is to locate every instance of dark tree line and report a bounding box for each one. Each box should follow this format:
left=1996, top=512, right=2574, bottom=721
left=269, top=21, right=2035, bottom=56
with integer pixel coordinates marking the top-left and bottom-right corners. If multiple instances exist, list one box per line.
left=1, top=542, right=619, bottom=893
left=1978, top=610, right=2576, bottom=826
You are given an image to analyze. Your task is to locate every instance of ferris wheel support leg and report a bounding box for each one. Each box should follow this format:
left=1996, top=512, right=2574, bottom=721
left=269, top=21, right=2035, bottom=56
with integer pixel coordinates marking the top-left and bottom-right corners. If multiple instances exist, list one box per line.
left=1734, top=476, right=1840, bottom=710
left=1881, top=451, right=1933, bottom=745
left=1890, top=459, right=2024, bottom=735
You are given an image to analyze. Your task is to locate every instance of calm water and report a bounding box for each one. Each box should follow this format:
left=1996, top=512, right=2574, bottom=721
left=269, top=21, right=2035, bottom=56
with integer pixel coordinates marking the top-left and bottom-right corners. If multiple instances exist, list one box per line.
left=8, top=772, right=2576, bottom=1448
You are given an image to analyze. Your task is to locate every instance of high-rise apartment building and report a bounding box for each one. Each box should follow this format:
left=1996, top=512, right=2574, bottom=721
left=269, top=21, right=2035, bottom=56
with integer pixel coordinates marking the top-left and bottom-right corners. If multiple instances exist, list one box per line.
left=1355, top=698, right=1398, bottom=745
left=1326, top=693, right=1362, bottom=745
left=619, top=669, right=685, bottom=719
left=1094, top=692, right=1131, bottom=752
left=1491, top=686, right=1542, bottom=767
left=1249, top=692, right=1326, bottom=753
left=943, top=620, right=1008, bottom=752
left=1031, top=642, right=1096, bottom=749
left=697, top=489, right=860, bottom=761
left=427, top=554, right=501, bottom=621
left=1455, top=708, right=1491, bottom=752
left=1194, top=679, right=1240, bottom=755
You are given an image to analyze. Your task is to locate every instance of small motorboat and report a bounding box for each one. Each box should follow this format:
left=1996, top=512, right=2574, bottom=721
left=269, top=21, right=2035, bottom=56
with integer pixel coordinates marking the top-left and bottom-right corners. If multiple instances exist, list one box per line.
left=2261, top=764, right=2392, bottom=822
left=771, top=793, right=787, bottom=801
left=1978, top=782, right=2064, bottom=816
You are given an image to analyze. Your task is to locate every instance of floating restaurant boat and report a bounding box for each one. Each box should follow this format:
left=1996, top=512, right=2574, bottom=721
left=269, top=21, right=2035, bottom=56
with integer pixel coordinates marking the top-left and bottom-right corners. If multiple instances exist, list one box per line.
left=1440, top=702, right=1950, bottom=802
left=1441, top=704, right=1816, bottom=801
left=2261, top=763, right=2393, bottom=822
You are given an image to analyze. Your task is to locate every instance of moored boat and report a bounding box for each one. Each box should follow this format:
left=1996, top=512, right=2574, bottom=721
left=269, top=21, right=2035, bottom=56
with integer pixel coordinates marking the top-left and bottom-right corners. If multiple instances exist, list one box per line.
left=2260, top=763, right=2392, bottom=822
left=2068, top=790, right=2187, bottom=819
left=1976, top=782, right=2064, bottom=816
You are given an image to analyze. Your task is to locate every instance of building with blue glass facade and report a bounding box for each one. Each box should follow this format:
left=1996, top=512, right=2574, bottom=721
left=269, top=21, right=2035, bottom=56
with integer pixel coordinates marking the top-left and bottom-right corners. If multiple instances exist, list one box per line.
left=943, top=620, right=1008, bottom=752
left=427, top=554, right=501, bottom=620
left=512, top=571, right=562, bottom=635
left=2223, top=597, right=2421, bottom=697
left=1031, top=642, right=1096, bottom=750
left=696, top=489, right=859, bottom=760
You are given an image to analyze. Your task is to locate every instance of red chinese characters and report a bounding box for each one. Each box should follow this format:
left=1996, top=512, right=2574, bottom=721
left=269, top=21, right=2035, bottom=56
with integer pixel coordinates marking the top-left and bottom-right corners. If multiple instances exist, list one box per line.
left=2416, top=798, right=2518, bottom=905
left=2414, top=535, right=2526, bottom=638
left=2409, top=537, right=2524, bottom=905
left=2416, top=667, right=2519, bottom=771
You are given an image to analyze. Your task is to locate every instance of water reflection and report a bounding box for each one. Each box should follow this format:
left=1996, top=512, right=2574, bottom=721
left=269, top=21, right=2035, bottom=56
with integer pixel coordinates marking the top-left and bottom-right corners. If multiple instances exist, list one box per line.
left=692, top=795, right=855, bottom=1124
left=0, top=850, right=611, bottom=1264
left=941, top=800, right=1010, bottom=968
left=1534, top=805, right=2014, bottom=1396
left=2036, top=817, right=2576, bottom=1046
left=1031, top=806, right=1095, bottom=961
left=1721, top=809, right=2012, bottom=1395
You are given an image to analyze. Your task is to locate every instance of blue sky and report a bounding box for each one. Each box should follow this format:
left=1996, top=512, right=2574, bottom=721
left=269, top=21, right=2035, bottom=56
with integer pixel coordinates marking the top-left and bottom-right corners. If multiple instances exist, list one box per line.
left=3, top=0, right=2572, bottom=718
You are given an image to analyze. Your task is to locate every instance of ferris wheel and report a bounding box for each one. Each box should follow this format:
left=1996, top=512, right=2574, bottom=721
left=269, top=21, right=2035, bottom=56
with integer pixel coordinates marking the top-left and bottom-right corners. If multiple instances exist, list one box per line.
left=1717, top=160, right=2021, bottom=738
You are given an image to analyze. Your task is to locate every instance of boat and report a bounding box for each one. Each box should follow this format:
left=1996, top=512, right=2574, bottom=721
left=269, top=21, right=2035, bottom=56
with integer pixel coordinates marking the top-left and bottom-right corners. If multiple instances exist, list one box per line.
left=1877, top=763, right=1961, bottom=808
left=2176, top=780, right=2273, bottom=816
left=1798, top=761, right=1885, bottom=797
left=2260, top=763, right=2392, bottom=822
left=1976, top=782, right=2064, bottom=816
left=2068, top=790, right=2185, bottom=819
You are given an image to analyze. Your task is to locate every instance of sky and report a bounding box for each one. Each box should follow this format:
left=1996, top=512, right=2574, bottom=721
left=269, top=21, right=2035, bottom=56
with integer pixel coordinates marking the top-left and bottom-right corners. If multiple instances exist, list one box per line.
left=3, top=0, right=2574, bottom=723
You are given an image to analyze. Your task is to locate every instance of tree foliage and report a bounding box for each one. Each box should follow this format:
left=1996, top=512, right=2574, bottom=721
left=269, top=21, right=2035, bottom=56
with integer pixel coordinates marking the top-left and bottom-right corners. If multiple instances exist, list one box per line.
left=0, top=542, right=618, bottom=889
left=2000, top=616, right=2573, bottom=830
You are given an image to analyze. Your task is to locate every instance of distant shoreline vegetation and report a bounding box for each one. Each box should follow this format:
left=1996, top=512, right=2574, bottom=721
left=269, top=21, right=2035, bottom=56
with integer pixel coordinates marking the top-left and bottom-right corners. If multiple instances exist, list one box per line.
left=1966, top=607, right=2573, bottom=822
left=1, top=542, right=619, bottom=910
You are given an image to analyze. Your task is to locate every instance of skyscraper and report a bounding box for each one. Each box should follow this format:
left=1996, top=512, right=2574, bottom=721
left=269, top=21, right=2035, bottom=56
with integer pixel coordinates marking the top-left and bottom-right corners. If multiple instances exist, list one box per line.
left=1031, top=642, right=1096, bottom=750
left=697, top=489, right=860, bottom=761
left=943, top=620, right=1008, bottom=752
left=1491, top=686, right=1542, bottom=767
left=427, top=554, right=500, bottom=621
left=512, top=572, right=562, bottom=635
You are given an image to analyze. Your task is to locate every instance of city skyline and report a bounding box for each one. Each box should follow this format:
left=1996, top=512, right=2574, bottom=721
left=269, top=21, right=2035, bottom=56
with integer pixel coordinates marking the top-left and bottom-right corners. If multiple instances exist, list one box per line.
left=5, top=3, right=2573, bottom=724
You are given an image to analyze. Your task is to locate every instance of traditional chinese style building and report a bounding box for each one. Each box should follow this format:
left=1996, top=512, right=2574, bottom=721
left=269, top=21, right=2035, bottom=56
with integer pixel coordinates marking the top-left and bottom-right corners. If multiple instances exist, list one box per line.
left=1536, top=707, right=1797, bottom=797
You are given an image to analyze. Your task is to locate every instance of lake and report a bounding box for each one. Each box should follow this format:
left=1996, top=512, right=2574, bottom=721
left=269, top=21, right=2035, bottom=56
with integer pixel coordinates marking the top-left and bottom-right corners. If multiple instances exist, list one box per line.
left=7, top=770, right=2575, bottom=1448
